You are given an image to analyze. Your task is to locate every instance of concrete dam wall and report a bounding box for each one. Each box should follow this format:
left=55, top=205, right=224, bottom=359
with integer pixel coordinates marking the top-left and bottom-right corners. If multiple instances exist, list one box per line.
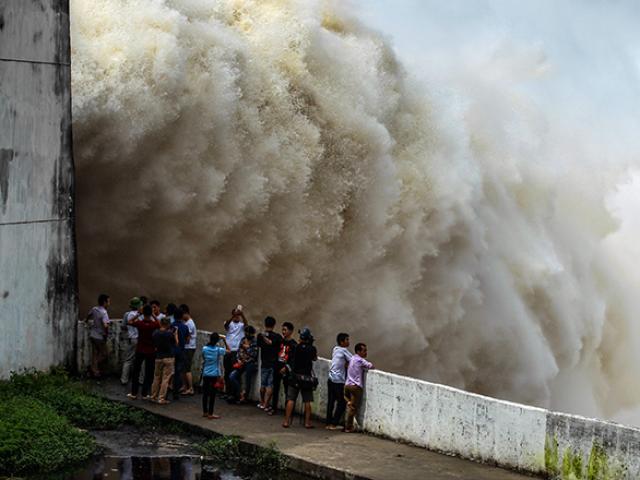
left=0, top=0, right=77, bottom=378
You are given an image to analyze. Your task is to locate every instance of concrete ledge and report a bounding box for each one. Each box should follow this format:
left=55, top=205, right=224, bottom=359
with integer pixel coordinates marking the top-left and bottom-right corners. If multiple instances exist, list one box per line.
left=77, top=320, right=640, bottom=478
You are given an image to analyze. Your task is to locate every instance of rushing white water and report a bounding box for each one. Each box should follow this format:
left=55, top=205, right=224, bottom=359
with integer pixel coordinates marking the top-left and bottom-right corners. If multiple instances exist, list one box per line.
left=70, top=0, right=640, bottom=421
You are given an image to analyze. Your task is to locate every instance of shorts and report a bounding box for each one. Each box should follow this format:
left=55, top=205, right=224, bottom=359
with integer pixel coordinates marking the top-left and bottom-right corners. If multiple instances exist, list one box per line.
left=184, top=349, right=195, bottom=371
left=287, top=384, right=313, bottom=403
left=260, top=367, right=274, bottom=388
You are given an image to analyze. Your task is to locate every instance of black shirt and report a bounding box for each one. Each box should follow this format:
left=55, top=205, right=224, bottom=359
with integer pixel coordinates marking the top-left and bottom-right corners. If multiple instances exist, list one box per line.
left=153, top=329, right=175, bottom=358
left=292, top=343, right=317, bottom=375
left=277, top=338, right=297, bottom=367
left=258, top=331, right=282, bottom=368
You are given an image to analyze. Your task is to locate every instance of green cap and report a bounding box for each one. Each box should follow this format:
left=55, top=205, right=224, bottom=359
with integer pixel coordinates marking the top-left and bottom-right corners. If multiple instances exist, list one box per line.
left=129, top=297, right=143, bottom=309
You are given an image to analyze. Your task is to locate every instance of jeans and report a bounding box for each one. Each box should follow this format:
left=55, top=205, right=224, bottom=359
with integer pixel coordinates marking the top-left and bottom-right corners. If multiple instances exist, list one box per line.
left=131, top=352, right=155, bottom=396
left=120, top=338, right=137, bottom=384
left=202, top=375, right=219, bottom=415
left=90, top=338, right=107, bottom=375
left=326, top=380, right=346, bottom=425
left=223, top=351, right=237, bottom=394
left=344, top=384, right=363, bottom=430
left=150, top=357, right=174, bottom=402
left=229, top=363, right=258, bottom=400
left=173, top=351, right=184, bottom=400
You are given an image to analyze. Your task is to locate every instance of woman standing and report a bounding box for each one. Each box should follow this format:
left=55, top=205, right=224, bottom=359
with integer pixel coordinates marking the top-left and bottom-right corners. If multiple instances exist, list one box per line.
left=201, top=332, right=229, bottom=419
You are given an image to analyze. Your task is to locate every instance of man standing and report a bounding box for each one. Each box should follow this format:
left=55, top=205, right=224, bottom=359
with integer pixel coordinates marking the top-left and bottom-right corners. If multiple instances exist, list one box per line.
left=150, top=300, right=165, bottom=321
left=87, top=294, right=111, bottom=378
left=169, top=305, right=189, bottom=401
left=150, top=317, right=177, bottom=404
left=120, top=297, right=143, bottom=385
left=282, top=328, right=317, bottom=429
left=326, top=333, right=352, bottom=430
left=344, top=343, right=374, bottom=433
left=223, top=305, right=247, bottom=396
left=180, top=304, right=197, bottom=396
left=272, top=322, right=296, bottom=412
left=257, top=316, right=282, bottom=414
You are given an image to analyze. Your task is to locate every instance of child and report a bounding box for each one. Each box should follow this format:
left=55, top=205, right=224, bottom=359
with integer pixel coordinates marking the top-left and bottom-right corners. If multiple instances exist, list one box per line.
left=201, top=332, right=229, bottom=419
left=229, top=328, right=258, bottom=403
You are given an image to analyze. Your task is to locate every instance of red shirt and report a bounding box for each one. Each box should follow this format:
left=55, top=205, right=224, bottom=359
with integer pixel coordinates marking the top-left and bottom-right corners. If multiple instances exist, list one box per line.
left=133, top=319, right=160, bottom=354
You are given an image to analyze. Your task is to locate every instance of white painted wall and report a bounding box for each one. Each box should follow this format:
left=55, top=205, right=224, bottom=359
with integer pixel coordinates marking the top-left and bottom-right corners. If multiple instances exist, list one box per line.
left=78, top=321, right=640, bottom=477
left=0, top=0, right=77, bottom=378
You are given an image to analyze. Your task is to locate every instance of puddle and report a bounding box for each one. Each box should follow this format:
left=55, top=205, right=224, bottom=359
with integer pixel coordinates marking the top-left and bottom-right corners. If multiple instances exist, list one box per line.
left=27, top=429, right=311, bottom=480
left=34, top=455, right=238, bottom=479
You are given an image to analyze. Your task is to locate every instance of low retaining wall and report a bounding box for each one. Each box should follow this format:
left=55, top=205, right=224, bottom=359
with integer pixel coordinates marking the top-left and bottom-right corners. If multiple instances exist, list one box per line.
left=77, top=320, right=640, bottom=478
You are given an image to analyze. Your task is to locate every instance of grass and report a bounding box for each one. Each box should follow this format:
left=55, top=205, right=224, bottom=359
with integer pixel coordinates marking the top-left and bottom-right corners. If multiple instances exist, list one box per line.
left=0, top=396, right=95, bottom=476
left=0, top=368, right=160, bottom=477
left=1, top=369, right=289, bottom=478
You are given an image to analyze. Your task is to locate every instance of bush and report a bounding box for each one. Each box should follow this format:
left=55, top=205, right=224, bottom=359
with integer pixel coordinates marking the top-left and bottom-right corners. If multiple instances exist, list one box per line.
left=0, top=396, right=95, bottom=476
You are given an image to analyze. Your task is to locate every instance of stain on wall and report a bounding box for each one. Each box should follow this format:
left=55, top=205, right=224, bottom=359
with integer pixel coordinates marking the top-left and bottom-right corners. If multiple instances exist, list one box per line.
left=0, top=0, right=77, bottom=377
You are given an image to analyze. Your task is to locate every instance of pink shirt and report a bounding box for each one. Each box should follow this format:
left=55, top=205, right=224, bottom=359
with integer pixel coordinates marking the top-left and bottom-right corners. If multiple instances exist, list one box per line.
left=345, top=354, right=374, bottom=388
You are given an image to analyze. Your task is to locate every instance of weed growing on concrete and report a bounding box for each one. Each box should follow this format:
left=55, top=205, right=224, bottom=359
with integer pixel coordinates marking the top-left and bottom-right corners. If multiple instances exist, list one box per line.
left=254, top=441, right=290, bottom=473
left=561, top=448, right=583, bottom=479
left=197, top=436, right=289, bottom=476
left=544, top=437, right=627, bottom=480
left=545, top=435, right=560, bottom=476
left=197, top=435, right=242, bottom=465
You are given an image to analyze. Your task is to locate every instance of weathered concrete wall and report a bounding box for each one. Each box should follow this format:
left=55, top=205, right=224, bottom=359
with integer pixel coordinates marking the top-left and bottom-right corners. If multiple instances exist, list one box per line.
left=78, top=321, right=640, bottom=478
left=0, top=0, right=77, bottom=378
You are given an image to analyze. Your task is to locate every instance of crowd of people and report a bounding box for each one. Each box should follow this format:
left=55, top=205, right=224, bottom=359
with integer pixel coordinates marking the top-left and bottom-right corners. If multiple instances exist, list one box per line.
left=85, top=294, right=374, bottom=432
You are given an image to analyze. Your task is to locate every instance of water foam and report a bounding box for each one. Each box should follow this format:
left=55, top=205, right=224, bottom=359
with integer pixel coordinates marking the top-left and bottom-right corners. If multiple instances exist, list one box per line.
left=71, top=0, right=640, bottom=420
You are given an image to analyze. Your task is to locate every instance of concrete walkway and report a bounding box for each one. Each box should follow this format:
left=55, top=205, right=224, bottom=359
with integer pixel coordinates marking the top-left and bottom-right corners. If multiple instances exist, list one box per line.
left=98, top=381, right=537, bottom=480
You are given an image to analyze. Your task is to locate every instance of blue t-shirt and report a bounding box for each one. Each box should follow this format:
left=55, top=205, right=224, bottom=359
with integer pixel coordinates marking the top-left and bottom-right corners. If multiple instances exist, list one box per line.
left=171, top=320, right=189, bottom=354
left=202, top=345, right=225, bottom=377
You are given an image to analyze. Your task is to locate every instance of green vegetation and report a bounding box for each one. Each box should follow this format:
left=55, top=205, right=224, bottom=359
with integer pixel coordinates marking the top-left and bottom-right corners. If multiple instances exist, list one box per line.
left=0, top=397, right=95, bottom=476
left=0, top=369, right=158, bottom=477
left=545, top=435, right=627, bottom=480
left=197, top=435, right=289, bottom=476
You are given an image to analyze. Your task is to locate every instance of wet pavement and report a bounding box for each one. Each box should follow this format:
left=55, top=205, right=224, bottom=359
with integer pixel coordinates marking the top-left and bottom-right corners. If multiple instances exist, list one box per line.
left=96, top=380, right=539, bottom=480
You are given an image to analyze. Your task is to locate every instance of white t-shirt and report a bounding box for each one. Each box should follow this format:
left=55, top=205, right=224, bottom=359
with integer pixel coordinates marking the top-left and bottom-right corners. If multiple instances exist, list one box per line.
left=185, top=318, right=197, bottom=350
left=124, top=310, right=142, bottom=340
left=329, top=346, right=353, bottom=384
left=226, top=320, right=245, bottom=352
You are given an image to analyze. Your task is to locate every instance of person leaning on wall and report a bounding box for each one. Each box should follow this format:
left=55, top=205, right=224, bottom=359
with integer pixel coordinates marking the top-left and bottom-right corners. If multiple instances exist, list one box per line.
left=86, top=293, right=111, bottom=379
left=343, top=342, right=374, bottom=433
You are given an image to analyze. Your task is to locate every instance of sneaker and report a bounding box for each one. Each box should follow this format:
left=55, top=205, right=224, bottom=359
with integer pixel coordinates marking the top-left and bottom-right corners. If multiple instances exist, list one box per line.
left=126, top=394, right=138, bottom=400
left=142, top=395, right=152, bottom=401
left=257, top=403, right=265, bottom=409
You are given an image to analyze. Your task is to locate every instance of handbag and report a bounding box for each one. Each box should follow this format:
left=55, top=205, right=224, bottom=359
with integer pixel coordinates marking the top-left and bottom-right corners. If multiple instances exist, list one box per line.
left=295, top=372, right=319, bottom=390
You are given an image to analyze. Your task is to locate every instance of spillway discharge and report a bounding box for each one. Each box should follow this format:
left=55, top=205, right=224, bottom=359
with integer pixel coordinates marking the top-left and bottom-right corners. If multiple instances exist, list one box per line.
left=70, top=0, right=640, bottom=420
